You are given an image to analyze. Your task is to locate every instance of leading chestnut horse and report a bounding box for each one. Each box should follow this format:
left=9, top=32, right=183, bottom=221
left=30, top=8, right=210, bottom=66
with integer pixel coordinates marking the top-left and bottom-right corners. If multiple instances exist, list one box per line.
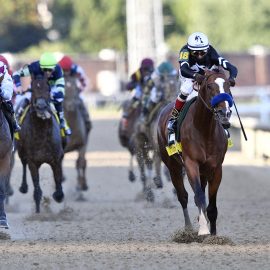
left=157, top=68, right=233, bottom=235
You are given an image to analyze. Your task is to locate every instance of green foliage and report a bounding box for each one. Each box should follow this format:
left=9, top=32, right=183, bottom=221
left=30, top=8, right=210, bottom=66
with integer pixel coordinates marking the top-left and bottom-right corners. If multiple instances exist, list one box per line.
left=0, top=0, right=45, bottom=52
left=1, top=0, right=270, bottom=54
left=69, top=0, right=126, bottom=53
left=164, top=0, right=270, bottom=52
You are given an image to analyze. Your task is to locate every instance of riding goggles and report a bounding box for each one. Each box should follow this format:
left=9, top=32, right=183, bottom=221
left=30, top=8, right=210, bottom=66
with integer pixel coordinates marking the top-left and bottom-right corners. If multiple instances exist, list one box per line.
left=190, top=50, right=208, bottom=57
left=42, top=68, right=54, bottom=72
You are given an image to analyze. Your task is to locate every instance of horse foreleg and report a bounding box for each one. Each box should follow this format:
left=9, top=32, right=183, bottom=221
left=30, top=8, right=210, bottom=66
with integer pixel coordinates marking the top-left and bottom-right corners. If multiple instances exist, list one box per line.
left=28, top=162, right=42, bottom=213
left=207, top=167, right=222, bottom=235
left=136, top=149, right=154, bottom=202
left=185, top=159, right=209, bottom=235
left=153, top=152, right=163, bottom=189
left=167, top=161, right=192, bottom=230
left=76, top=147, right=88, bottom=191
left=51, top=162, right=64, bottom=203
left=19, top=161, right=28, bottom=194
left=128, top=154, right=136, bottom=182
left=0, top=177, right=9, bottom=229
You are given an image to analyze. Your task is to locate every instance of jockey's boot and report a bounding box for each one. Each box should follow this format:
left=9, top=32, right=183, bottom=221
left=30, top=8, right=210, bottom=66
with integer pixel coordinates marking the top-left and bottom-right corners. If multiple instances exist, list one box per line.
left=167, top=107, right=180, bottom=146
left=2, top=100, right=21, bottom=132
left=58, top=111, right=72, bottom=136
left=78, top=98, right=92, bottom=133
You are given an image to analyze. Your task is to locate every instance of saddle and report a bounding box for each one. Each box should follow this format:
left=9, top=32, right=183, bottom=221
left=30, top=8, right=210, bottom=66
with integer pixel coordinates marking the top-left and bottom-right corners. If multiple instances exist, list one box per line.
left=176, top=97, right=197, bottom=142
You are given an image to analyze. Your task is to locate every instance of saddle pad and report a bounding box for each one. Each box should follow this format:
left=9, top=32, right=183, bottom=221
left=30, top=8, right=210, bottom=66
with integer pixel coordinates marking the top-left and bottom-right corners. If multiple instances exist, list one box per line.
left=176, top=97, right=197, bottom=142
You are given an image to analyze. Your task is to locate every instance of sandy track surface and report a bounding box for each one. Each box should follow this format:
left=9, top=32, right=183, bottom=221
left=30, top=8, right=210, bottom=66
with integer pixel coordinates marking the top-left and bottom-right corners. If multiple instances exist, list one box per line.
left=0, top=118, right=269, bottom=270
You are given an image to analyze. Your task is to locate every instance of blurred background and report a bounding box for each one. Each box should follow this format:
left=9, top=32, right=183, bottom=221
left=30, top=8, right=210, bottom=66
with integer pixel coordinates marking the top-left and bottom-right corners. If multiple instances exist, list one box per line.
left=1, top=0, right=270, bottom=158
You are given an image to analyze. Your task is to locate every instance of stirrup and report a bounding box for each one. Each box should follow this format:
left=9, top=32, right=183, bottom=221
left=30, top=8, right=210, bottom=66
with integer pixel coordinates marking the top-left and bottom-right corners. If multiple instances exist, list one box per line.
left=168, top=132, right=176, bottom=146
left=14, top=123, right=21, bottom=132
left=64, top=128, right=72, bottom=136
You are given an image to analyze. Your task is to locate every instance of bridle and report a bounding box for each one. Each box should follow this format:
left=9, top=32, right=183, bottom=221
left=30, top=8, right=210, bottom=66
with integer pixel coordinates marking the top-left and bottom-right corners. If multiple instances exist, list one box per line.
left=196, top=72, right=233, bottom=116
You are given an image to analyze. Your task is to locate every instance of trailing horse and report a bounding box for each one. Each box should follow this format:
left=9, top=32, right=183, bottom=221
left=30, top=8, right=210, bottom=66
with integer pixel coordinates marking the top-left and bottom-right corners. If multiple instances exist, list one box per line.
left=131, top=74, right=178, bottom=201
left=118, top=99, right=141, bottom=182
left=0, top=98, right=13, bottom=228
left=158, top=69, right=233, bottom=235
left=16, top=74, right=64, bottom=213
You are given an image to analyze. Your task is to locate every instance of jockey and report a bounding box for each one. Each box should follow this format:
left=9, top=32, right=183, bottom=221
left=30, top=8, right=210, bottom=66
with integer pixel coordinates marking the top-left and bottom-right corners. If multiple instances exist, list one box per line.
left=167, top=32, right=238, bottom=145
left=13, top=52, right=71, bottom=135
left=142, top=61, right=177, bottom=122
left=58, top=55, right=91, bottom=132
left=0, top=60, right=21, bottom=132
left=122, top=58, right=155, bottom=128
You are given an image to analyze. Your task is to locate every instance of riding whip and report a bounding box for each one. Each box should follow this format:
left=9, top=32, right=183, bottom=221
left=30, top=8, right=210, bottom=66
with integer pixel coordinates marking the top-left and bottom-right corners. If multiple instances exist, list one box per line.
left=230, top=92, right=248, bottom=141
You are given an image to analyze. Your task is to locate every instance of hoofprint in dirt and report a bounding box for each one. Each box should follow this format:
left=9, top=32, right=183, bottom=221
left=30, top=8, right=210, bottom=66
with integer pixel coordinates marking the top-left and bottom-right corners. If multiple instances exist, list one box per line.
left=0, top=118, right=269, bottom=270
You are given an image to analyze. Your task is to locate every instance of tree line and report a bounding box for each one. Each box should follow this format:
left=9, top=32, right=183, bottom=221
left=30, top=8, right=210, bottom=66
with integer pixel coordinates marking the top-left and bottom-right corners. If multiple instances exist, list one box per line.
left=0, top=0, right=269, bottom=54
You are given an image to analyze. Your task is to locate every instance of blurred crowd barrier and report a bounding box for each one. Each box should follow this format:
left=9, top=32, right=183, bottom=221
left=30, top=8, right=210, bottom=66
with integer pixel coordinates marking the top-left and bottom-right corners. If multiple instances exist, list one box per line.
left=231, top=85, right=270, bottom=160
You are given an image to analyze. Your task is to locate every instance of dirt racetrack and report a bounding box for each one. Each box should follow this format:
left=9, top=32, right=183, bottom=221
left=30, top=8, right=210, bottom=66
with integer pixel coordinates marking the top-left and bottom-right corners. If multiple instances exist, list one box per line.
left=0, top=114, right=269, bottom=270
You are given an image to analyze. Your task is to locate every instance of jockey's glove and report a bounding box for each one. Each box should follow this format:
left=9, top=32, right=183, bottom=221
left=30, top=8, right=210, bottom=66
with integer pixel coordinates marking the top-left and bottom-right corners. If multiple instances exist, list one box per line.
left=16, top=85, right=23, bottom=95
left=194, top=73, right=205, bottom=84
left=229, top=77, right=236, bottom=87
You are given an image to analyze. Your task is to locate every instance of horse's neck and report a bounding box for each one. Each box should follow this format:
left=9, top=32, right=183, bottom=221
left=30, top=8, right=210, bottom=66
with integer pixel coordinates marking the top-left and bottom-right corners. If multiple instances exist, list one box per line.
left=193, top=99, right=217, bottom=138
left=30, top=110, right=53, bottom=131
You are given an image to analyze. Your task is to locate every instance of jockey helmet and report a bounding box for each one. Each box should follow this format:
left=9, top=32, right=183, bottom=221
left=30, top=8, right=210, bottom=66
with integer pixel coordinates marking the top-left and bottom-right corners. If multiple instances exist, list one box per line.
left=0, top=61, right=6, bottom=78
left=187, top=32, right=209, bottom=51
left=141, top=58, right=154, bottom=71
left=157, top=61, right=174, bottom=75
left=40, top=52, right=57, bottom=70
left=58, top=55, right=73, bottom=71
left=0, top=55, right=9, bottom=68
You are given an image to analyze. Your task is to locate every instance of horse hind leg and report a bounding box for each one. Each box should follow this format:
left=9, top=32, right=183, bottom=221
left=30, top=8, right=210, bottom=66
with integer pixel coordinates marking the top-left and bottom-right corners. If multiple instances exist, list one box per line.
left=168, top=163, right=193, bottom=231
left=28, top=162, right=42, bottom=213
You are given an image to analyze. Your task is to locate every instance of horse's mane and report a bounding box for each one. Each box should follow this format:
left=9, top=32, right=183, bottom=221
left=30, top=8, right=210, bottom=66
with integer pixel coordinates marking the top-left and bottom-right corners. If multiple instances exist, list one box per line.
left=205, top=67, right=226, bottom=76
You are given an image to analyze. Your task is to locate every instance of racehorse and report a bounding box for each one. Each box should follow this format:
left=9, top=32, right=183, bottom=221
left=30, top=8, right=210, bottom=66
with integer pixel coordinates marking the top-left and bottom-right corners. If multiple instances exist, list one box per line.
left=0, top=99, right=13, bottom=228
left=63, top=75, right=91, bottom=191
left=157, top=68, right=233, bottom=235
left=16, top=74, right=64, bottom=213
left=119, top=99, right=161, bottom=202
left=131, top=74, right=179, bottom=201
left=118, top=100, right=141, bottom=182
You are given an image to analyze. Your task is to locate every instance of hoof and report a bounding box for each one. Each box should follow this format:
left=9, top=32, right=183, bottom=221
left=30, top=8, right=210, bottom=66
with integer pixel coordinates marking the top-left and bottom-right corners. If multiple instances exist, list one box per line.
left=19, top=185, right=28, bottom=194
left=145, top=188, right=154, bottom=202
left=76, top=184, right=88, bottom=191
left=0, top=219, right=9, bottom=229
left=153, top=176, right=163, bottom=189
left=52, top=191, right=64, bottom=203
left=129, top=171, right=136, bottom=182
